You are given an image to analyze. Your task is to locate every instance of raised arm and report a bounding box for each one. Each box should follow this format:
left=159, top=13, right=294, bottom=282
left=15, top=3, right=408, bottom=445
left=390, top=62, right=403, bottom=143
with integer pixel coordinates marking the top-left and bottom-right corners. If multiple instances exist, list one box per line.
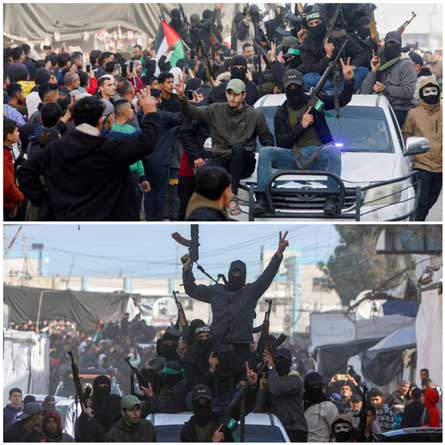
left=249, top=231, right=288, bottom=298
left=181, top=254, right=212, bottom=303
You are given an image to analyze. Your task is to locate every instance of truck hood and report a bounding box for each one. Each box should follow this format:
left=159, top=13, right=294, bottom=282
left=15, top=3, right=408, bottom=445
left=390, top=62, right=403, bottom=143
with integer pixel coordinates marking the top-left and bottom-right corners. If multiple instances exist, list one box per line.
left=341, top=152, right=396, bottom=184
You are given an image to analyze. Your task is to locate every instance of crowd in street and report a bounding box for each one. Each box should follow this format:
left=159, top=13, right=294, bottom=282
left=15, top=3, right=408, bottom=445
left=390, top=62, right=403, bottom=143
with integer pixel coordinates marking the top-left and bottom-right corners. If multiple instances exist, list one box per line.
left=3, top=4, right=442, bottom=222
left=4, top=233, right=442, bottom=442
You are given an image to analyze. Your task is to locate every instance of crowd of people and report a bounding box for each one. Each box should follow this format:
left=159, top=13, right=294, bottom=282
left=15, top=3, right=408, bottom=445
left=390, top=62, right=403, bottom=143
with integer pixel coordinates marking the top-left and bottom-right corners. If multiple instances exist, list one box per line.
left=3, top=4, right=442, bottom=222
left=4, top=233, right=442, bottom=442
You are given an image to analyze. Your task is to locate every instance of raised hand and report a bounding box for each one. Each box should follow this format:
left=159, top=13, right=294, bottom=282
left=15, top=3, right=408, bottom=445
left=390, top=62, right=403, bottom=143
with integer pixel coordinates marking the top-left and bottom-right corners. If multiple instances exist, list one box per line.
left=137, top=87, right=157, bottom=114
left=277, top=231, right=289, bottom=256
left=340, top=57, right=355, bottom=81
left=370, top=49, right=381, bottom=72
left=245, top=361, right=258, bottom=386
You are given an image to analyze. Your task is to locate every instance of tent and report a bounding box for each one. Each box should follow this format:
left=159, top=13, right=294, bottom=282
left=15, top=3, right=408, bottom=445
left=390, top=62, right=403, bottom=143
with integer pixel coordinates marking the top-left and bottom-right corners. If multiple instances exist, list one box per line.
left=360, top=325, right=416, bottom=386
left=314, top=337, right=383, bottom=378
left=3, top=4, right=239, bottom=46
left=4, top=285, right=136, bottom=331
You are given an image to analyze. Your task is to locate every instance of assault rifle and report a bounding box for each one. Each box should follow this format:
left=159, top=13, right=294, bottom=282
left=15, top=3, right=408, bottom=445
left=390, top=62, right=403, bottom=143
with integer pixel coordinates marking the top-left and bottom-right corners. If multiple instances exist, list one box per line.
left=173, top=225, right=226, bottom=284
left=324, top=4, right=343, bottom=45
left=215, top=384, right=249, bottom=434
left=125, top=356, right=150, bottom=390
left=173, top=290, right=188, bottom=329
left=67, top=351, right=89, bottom=413
left=398, top=11, right=416, bottom=34
left=256, top=299, right=272, bottom=355
left=303, top=39, right=347, bottom=115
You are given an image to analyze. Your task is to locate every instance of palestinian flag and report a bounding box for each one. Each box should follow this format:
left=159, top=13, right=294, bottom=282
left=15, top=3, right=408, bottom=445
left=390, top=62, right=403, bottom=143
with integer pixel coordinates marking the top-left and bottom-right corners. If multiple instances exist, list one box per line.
left=154, top=19, right=185, bottom=68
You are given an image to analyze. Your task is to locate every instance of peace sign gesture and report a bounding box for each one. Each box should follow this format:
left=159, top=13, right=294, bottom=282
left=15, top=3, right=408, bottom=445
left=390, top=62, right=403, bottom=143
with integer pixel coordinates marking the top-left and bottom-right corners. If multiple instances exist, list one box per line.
left=340, top=57, right=355, bottom=81
left=277, top=231, right=289, bottom=256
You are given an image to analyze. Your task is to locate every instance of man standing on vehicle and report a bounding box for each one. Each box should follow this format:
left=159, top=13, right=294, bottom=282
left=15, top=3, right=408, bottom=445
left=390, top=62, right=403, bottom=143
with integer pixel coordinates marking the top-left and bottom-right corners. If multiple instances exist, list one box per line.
left=181, top=231, right=288, bottom=374
left=256, top=60, right=355, bottom=217
left=402, top=77, right=442, bottom=221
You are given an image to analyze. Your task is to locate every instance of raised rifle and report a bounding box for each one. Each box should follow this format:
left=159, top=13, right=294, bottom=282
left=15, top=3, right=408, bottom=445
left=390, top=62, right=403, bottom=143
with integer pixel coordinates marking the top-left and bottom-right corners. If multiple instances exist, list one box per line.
left=173, top=290, right=188, bottom=329
left=323, top=4, right=342, bottom=45
left=67, top=351, right=88, bottom=413
left=303, top=39, right=347, bottom=115
left=369, top=10, right=380, bottom=51
left=125, top=356, right=150, bottom=390
left=256, top=299, right=272, bottom=355
left=173, top=225, right=225, bottom=284
left=398, top=11, right=416, bottom=34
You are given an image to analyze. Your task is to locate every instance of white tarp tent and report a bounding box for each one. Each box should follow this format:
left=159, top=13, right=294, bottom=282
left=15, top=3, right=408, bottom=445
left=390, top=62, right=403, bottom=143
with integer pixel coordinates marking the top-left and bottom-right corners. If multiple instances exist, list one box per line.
left=415, top=288, right=442, bottom=387
left=3, top=330, right=50, bottom=401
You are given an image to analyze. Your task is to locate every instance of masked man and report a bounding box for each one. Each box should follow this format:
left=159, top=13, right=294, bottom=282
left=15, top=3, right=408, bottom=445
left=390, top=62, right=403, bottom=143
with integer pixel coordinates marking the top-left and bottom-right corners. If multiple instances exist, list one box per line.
left=75, top=375, right=121, bottom=441
left=181, top=232, right=288, bottom=369
left=256, top=64, right=354, bottom=217
left=402, top=76, right=442, bottom=221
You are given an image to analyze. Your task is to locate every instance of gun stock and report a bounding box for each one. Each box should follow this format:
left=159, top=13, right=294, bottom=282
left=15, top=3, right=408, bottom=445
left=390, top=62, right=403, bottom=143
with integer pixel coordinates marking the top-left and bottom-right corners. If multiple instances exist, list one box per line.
left=323, top=5, right=342, bottom=45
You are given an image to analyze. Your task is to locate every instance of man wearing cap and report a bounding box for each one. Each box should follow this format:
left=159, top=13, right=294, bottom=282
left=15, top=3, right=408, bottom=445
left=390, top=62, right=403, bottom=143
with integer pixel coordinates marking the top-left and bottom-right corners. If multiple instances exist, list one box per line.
left=256, top=63, right=354, bottom=216
left=181, top=384, right=234, bottom=442
left=4, top=401, right=43, bottom=442
left=177, top=75, right=273, bottom=215
left=361, top=30, right=417, bottom=127
left=350, top=394, right=363, bottom=430
left=256, top=348, right=308, bottom=442
left=106, top=395, right=157, bottom=442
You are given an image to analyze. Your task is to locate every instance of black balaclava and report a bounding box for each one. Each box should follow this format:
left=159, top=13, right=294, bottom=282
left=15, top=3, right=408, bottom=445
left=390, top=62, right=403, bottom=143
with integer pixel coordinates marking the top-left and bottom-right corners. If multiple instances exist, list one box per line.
left=226, top=260, right=247, bottom=291
left=303, top=372, right=327, bottom=407
left=187, top=319, right=206, bottom=345
left=195, top=326, right=214, bottom=355
left=420, top=82, right=440, bottom=105
left=275, top=357, right=291, bottom=377
left=230, top=55, right=248, bottom=83
left=193, top=399, right=213, bottom=426
left=307, top=13, right=326, bottom=42
left=384, top=31, right=402, bottom=62
left=159, top=330, right=180, bottom=361
left=92, top=375, right=111, bottom=402
left=333, top=421, right=353, bottom=442
left=286, top=85, right=306, bottom=109
left=356, top=16, right=371, bottom=40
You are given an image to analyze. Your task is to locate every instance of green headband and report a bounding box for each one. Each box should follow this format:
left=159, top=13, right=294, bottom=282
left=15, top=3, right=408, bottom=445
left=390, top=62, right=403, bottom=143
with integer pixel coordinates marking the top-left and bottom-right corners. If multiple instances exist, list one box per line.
left=286, top=48, right=301, bottom=57
left=163, top=367, right=184, bottom=376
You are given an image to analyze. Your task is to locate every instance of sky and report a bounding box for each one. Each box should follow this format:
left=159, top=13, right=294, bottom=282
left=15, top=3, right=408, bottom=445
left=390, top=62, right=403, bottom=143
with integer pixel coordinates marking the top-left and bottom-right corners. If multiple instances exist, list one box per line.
left=4, top=224, right=340, bottom=280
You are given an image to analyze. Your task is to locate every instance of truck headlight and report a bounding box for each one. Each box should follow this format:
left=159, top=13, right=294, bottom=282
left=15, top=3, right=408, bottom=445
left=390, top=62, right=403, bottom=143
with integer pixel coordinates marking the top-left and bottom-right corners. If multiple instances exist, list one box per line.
left=363, top=182, right=403, bottom=206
